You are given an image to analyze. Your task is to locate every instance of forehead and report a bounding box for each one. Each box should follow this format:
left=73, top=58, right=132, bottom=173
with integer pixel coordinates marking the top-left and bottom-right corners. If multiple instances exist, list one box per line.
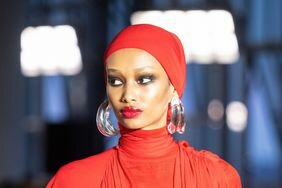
left=106, top=48, right=165, bottom=72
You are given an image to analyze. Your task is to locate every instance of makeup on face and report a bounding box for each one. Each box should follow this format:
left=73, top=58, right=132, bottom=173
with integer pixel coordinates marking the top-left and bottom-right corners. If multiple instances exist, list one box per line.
left=106, top=48, right=175, bottom=131
left=107, top=71, right=157, bottom=87
left=120, top=106, right=142, bottom=119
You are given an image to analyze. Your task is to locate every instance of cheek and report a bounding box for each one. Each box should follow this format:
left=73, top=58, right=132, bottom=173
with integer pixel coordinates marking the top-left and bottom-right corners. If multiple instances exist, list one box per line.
left=143, top=83, right=171, bottom=107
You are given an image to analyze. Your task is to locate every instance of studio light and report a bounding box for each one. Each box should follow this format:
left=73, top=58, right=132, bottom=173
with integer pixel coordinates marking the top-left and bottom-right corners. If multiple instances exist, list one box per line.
left=20, top=25, right=82, bottom=77
left=131, top=10, right=239, bottom=64
left=208, top=99, right=224, bottom=122
left=226, top=101, right=248, bottom=132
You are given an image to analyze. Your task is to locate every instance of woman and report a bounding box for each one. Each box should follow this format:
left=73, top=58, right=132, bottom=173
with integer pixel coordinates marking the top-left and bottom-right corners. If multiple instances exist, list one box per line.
left=47, top=24, right=241, bottom=188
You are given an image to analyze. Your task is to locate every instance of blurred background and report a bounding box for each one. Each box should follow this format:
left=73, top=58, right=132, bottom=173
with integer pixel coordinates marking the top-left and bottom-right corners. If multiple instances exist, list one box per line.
left=0, top=0, right=281, bottom=187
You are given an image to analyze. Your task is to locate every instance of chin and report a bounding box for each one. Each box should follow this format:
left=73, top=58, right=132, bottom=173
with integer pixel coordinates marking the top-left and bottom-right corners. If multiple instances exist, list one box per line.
left=119, top=119, right=144, bottom=130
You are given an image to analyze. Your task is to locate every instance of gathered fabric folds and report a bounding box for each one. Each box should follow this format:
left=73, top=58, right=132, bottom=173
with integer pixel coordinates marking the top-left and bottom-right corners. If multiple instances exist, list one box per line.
left=104, top=24, right=186, bottom=98
left=47, top=126, right=241, bottom=188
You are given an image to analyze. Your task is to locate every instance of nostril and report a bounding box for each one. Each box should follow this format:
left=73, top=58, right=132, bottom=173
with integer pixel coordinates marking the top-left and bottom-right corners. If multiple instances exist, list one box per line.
left=120, top=97, right=127, bottom=103
left=120, top=96, right=136, bottom=103
left=121, top=84, right=136, bottom=103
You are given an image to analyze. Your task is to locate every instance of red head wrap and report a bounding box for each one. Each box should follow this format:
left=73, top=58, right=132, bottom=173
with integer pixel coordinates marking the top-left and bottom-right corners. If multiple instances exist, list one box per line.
left=104, top=24, right=186, bottom=98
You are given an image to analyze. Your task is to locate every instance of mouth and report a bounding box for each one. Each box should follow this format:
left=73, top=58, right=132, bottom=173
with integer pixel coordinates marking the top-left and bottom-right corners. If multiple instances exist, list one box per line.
left=120, top=106, right=142, bottom=119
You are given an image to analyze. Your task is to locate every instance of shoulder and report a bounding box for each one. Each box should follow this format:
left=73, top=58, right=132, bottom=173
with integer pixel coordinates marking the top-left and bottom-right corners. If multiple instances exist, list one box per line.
left=178, top=141, right=241, bottom=187
left=46, top=148, right=116, bottom=188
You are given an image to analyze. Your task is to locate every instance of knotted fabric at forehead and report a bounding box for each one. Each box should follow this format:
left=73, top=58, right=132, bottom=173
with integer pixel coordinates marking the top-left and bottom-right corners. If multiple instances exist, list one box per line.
left=104, top=24, right=186, bottom=98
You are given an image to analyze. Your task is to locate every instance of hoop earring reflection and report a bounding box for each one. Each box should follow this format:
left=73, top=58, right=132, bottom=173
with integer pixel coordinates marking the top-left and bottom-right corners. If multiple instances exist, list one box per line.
left=167, top=95, right=186, bottom=134
left=96, top=99, right=119, bottom=136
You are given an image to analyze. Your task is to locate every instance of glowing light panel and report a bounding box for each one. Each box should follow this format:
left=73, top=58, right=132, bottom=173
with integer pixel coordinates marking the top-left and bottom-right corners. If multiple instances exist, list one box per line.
left=131, top=10, right=239, bottom=64
left=20, top=25, right=82, bottom=76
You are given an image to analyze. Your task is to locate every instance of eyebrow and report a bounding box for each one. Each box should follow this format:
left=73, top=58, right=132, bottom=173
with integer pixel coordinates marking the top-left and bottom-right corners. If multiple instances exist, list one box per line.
left=107, top=66, right=155, bottom=73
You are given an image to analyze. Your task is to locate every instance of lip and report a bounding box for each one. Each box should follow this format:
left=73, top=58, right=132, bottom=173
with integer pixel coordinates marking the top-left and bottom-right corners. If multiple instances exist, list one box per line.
left=120, top=106, right=142, bottom=118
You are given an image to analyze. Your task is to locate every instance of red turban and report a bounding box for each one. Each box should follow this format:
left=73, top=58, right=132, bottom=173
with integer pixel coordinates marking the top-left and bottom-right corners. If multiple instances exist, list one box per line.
left=104, top=24, right=186, bottom=98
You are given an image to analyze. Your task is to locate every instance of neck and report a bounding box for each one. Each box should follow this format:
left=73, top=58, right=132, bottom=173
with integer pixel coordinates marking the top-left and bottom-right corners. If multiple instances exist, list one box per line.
left=117, top=124, right=178, bottom=159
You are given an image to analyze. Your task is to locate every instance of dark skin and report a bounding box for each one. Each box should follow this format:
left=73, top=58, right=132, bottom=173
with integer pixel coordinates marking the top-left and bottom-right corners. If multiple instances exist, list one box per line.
left=106, top=48, right=177, bottom=130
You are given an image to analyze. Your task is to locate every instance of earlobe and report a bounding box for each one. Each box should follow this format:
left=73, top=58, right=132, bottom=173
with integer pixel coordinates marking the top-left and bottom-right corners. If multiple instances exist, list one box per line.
left=170, top=88, right=179, bottom=100
left=173, top=89, right=179, bottom=97
left=167, top=83, right=176, bottom=101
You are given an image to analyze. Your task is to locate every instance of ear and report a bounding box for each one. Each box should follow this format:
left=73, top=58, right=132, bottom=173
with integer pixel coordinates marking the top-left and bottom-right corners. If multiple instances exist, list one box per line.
left=172, top=89, right=179, bottom=99
left=168, top=84, right=178, bottom=101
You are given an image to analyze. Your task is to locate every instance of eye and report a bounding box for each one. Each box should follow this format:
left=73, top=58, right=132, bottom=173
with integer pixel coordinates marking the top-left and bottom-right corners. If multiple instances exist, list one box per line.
left=108, top=77, right=123, bottom=86
left=137, top=75, right=154, bottom=85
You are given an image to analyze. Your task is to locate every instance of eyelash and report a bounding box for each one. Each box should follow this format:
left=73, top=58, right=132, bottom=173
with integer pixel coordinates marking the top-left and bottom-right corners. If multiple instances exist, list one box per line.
left=137, top=75, right=155, bottom=85
left=108, top=77, right=123, bottom=86
left=108, top=75, right=155, bottom=86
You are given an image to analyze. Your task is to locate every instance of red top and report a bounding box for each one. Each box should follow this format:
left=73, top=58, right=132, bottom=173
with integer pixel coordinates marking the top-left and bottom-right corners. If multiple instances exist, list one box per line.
left=46, top=126, right=241, bottom=188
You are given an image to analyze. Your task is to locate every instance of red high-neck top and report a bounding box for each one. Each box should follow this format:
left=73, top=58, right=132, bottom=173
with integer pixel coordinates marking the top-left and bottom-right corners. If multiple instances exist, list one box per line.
left=46, top=126, right=241, bottom=188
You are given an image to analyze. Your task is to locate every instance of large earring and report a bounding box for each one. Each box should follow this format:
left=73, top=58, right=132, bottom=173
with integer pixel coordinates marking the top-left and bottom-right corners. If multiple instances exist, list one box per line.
left=96, top=99, right=119, bottom=136
left=167, top=95, right=186, bottom=134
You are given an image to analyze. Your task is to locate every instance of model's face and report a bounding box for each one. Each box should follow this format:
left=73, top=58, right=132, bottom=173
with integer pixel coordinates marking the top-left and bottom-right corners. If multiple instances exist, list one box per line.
left=106, top=48, right=175, bottom=130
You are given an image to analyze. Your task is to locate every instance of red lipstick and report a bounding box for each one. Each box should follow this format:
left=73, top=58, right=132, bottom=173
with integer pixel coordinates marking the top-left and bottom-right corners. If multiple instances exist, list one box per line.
left=120, top=107, right=142, bottom=118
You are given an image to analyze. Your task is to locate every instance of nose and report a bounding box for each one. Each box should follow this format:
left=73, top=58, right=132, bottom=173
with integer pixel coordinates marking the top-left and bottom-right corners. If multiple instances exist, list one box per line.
left=120, top=82, right=137, bottom=103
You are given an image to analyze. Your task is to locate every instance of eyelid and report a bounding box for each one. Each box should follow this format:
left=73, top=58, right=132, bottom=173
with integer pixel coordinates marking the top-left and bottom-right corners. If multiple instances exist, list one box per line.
left=108, top=76, right=123, bottom=86
left=137, top=75, right=155, bottom=84
left=107, top=74, right=156, bottom=85
left=107, top=74, right=123, bottom=81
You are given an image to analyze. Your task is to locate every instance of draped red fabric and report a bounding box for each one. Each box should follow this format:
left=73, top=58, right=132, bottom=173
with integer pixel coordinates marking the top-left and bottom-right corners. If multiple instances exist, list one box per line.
left=46, top=126, right=241, bottom=188
left=46, top=24, right=241, bottom=188
left=104, top=24, right=186, bottom=98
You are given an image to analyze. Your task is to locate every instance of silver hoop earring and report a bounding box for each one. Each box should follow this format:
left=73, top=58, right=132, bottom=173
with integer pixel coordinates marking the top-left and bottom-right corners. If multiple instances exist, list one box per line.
left=96, top=99, right=119, bottom=136
left=167, top=95, right=186, bottom=134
